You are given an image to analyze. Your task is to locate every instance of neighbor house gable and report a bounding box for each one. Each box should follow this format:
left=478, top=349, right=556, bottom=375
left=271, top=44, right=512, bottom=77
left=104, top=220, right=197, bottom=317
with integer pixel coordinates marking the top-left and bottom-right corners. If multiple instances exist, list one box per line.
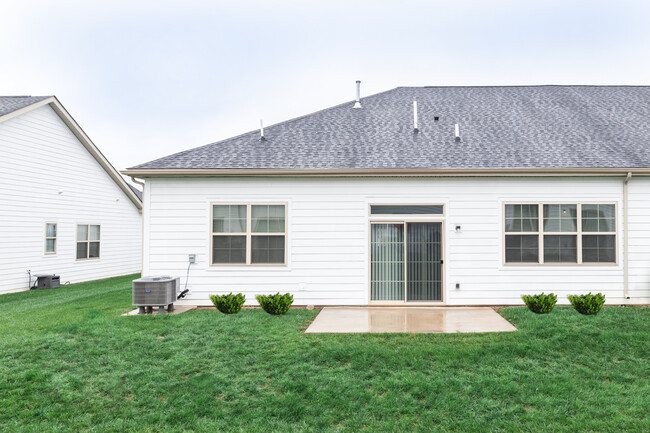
left=0, top=96, right=142, bottom=210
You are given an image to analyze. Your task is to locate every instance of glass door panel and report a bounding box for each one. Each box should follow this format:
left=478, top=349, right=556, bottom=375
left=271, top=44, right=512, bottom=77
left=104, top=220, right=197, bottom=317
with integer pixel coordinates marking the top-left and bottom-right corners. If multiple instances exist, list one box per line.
left=370, top=223, right=405, bottom=301
left=407, top=223, right=442, bottom=301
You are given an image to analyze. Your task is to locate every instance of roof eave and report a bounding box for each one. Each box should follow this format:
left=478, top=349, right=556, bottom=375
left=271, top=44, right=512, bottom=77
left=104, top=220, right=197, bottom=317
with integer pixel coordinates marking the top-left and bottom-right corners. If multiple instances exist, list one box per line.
left=121, top=167, right=648, bottom=178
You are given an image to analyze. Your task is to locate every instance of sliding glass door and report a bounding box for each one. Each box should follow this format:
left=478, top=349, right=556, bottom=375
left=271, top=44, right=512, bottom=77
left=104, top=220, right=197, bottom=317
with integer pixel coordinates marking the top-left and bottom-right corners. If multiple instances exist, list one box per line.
left=371, top=222, right=442, bottom=302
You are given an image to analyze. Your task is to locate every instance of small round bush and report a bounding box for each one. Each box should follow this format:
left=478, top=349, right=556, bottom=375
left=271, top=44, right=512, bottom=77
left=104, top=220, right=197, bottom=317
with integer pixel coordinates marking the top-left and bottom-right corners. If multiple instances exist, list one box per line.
left=568, top=292, right=606, bottom=315
left=209, top=293, right=246, bottom=314
left=256, top=292, right=294, bottom=315
left=521, top=292, right=558, bottom=314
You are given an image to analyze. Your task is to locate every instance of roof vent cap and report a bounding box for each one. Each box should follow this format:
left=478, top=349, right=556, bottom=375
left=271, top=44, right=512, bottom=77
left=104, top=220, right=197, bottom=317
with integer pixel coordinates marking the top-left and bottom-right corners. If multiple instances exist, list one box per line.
left=353, top=80, right=362, bottom=109
left=260, top=119, right=266, bottom=141
left=413, top=100, right=419, bottom=133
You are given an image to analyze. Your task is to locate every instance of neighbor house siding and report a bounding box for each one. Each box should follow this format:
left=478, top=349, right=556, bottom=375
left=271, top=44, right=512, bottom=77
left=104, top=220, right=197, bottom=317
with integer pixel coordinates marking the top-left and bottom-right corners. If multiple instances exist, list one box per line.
left=143, top=176, right=650, bottom=306
left=0, top=105, right=141, bottom=293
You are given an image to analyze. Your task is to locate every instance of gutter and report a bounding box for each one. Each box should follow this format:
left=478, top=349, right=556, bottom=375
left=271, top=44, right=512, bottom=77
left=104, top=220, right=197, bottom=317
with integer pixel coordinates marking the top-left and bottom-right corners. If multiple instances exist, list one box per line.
left=121, top=167, right=650, bottom=178
left=624, top=172, right=632, bottom=300
left=129, top=176, right=145, bottom=191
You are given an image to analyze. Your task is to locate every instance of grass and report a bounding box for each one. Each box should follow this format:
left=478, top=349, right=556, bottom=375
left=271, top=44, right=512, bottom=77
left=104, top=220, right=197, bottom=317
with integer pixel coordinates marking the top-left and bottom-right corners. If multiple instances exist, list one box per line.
left=0, top=275, right=648, bottom=432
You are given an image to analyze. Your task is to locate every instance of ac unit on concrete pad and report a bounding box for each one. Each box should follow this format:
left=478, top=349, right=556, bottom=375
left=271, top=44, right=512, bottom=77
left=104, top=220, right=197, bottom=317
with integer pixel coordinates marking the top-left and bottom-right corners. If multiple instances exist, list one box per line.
left=132, top=276, right=179, bottom=314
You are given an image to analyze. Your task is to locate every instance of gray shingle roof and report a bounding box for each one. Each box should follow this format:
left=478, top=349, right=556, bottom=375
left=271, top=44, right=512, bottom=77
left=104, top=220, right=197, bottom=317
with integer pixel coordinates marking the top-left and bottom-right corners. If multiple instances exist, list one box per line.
left=131, top=86, right=650, bottom=170
left=0, top=96, right=51, bottom=117
left=127, top=184, right=143, bottom=200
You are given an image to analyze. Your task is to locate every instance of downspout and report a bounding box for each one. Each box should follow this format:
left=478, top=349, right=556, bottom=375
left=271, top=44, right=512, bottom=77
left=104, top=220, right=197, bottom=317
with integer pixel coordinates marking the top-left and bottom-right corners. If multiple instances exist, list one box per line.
left=130, top=176, right=146, bottom=277
left=129, top=176, right=145, bottom=192
left=623, top=172, right=632, bottom=300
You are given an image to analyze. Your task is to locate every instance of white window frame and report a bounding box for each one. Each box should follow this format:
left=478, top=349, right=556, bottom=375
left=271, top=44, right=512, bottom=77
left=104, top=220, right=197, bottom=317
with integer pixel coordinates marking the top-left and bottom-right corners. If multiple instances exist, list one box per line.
left=503, top=202, right=617, bottom=266
left=76, top=224, right=101, bottom=260
left=210, top=203, right=287, bottom=267
left=44, top=222, right=57, bottom=255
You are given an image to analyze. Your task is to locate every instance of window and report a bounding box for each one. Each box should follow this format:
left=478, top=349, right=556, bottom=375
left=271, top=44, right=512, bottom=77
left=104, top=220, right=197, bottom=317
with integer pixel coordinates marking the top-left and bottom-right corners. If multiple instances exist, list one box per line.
left=370, top=205, right=443, bottom=215
left=77, top=224, right=100, bottom=259
left=504, top=204, right=539, bottom=263
left=505, top=203, right=616, bottom=264
left=45, top=223, right=57, bottom=254
left=581, top=204, right=616, bottom=263
left=211, top=204, right=286, bottom=265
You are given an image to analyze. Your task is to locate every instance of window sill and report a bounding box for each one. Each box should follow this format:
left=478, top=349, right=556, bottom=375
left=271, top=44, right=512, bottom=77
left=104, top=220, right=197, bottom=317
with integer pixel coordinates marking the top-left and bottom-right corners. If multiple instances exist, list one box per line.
left=206, top=265, right=292, bottom=272
left=502, top=262, right=619, bottom=267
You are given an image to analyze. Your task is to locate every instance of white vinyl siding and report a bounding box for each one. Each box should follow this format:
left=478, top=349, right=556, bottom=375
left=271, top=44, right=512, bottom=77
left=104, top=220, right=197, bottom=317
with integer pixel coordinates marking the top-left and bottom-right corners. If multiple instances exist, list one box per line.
left=0, top=105, right=141, bottom=293
left=143, top=176, right=650, bottom=306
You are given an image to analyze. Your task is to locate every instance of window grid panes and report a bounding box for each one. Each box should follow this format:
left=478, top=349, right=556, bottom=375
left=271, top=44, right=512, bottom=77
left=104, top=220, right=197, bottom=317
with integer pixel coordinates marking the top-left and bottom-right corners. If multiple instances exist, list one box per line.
left=581, top=204, right=616, bottom=263
left=76, top=224, right=100, bottom=259
left=505, top=203, right=616, bottom=265
left=543, top=204, right=577, bottom=232
left=212, top=204, right=286, bottom=265
left=504, top=204, right=540, bottom=263
left=505, top=204, right=539, bottom=232
left=45, top=223, right=57, bottom=254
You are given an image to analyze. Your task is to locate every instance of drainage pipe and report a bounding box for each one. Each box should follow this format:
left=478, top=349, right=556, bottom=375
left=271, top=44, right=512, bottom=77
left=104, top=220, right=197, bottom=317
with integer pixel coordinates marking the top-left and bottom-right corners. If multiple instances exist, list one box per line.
left=623, top=172, right=632, bottom=300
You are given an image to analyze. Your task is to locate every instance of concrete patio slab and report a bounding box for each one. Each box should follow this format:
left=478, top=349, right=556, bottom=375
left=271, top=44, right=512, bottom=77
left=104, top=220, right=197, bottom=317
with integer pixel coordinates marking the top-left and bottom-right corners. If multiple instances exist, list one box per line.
left=121, top=305, right=197, bottom=316
left=305, top=307, right=517, bottom=334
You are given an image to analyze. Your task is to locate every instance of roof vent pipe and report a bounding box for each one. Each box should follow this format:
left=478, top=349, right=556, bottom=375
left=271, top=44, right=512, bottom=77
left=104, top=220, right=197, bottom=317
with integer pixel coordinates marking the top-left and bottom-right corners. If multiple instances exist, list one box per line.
left=260, top=119, right=266, bottom=141
left=454, top=123, right=461, bottom=142
left=413, top=100, right=419, bottom=133
left=353, top=80, right=362, bottom=108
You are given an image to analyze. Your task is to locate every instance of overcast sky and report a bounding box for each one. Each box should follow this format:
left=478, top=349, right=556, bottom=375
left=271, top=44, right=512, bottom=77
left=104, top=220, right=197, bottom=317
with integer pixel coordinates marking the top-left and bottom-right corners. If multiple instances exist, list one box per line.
left=2, top=0, right=650, bottom=179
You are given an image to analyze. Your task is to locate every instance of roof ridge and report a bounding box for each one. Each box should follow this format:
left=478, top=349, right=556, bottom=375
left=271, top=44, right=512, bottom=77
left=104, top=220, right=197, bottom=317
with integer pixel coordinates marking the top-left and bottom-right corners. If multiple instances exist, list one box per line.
left=411, top=84, right=650, bottom=89
left=0, top=95, right=52, bottom=98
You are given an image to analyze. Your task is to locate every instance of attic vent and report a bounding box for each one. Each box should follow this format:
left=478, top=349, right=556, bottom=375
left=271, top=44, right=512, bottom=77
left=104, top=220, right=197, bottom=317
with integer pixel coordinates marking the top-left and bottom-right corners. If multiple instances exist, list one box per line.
left=353, top=80, right=362, bottom=109
left=454, top=123, right=461, bottom=142
left=434, top=116, right=440, bottom=121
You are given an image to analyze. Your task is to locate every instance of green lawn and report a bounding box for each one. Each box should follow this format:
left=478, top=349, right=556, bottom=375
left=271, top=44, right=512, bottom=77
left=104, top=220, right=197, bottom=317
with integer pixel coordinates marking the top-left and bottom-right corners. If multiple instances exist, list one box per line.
left=0, top=275, right=648, bottom=432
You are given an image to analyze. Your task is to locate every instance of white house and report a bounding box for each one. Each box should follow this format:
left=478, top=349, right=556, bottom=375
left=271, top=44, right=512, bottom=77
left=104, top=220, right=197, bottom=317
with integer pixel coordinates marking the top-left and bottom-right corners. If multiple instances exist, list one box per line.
left=0, top=96, right=142, bottom=293
left=123, top=85, right=650, bottom=306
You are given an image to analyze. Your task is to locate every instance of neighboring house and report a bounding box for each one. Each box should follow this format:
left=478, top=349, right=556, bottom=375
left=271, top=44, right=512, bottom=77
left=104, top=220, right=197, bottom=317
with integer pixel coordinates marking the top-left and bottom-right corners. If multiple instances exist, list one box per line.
left=123, top=85, right=650, bottom=306
left=0, top=96, right=142, bottom=294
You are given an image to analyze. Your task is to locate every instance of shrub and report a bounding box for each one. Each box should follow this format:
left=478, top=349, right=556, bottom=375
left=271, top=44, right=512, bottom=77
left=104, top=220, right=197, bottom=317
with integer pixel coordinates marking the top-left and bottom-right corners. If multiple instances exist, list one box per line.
left=568, top=292, right=606, bottom=315
left=209, top=293, right=246, bottom=314
left=521, top=292, right=558, bottom=314
left=256, top=292, right=294, bottom=315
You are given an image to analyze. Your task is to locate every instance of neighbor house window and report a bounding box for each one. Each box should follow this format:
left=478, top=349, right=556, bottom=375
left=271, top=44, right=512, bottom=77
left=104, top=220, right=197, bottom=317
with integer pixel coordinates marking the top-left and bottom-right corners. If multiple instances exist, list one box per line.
left=505, top=203, right=616, bottom=264
left=77, top=224, right=100, bottom=259
left=211, top=204, right=286, bottom=265
left=45, top=223, right=57, bottom=254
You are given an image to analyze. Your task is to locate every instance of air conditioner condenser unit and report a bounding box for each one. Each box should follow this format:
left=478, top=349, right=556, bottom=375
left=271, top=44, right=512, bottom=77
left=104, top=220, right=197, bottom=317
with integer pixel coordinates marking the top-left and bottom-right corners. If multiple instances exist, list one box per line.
left=132, top=276, right=179, bottom=314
